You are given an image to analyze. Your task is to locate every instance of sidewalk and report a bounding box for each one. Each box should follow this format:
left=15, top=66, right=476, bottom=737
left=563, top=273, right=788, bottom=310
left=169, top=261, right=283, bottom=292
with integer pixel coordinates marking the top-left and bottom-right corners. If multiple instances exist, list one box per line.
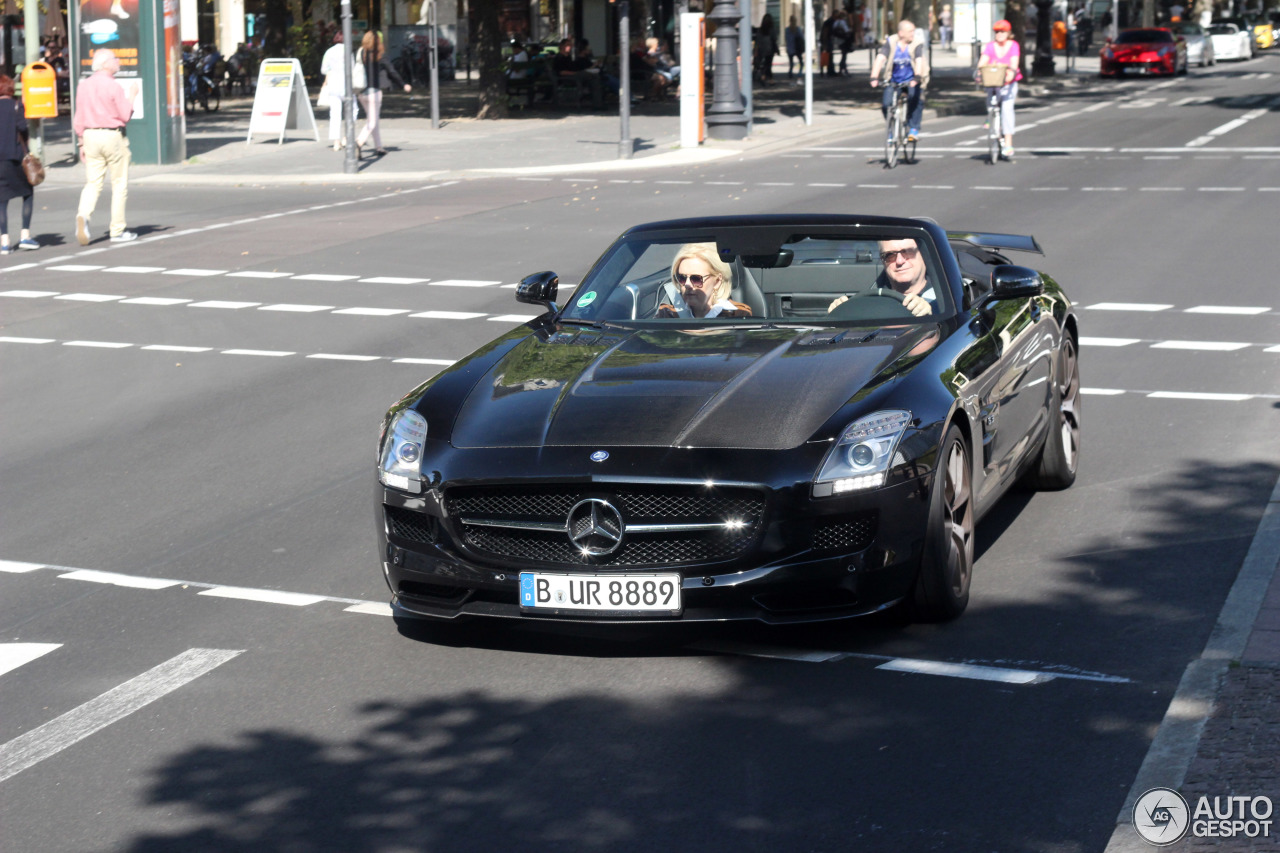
left=36, top=46, right=1100, bottom=187
left=1107, top=479, right=1280, bottom=852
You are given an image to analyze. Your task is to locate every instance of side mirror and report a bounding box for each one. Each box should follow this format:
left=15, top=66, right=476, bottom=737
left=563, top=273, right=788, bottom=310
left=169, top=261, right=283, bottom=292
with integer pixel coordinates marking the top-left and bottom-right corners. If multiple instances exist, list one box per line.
left=989, top=264, right=1044, bottom=300
left=516, top=271, right=560, bottom=313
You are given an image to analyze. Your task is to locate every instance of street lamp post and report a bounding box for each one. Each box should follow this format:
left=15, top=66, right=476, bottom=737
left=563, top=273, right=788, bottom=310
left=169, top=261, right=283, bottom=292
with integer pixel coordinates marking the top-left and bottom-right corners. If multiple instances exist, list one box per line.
left=428, top=0, right=440, bottom=129
left=619, top=0, right=633, bottom=159
left=706, top=0, right=748, bottom=139
left=342, top=0, right=357, bottom=173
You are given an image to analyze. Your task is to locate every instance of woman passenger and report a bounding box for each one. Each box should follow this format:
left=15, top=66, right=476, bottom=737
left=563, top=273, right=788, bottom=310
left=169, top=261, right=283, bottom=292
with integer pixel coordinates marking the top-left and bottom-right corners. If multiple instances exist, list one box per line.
left=659, top=243, right=752, bottom=318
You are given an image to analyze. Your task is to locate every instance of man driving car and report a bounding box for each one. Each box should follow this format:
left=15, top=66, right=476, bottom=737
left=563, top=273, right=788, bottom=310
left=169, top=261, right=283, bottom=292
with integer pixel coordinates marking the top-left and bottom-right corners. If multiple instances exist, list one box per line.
left=829, top=238, right=934, bottom=317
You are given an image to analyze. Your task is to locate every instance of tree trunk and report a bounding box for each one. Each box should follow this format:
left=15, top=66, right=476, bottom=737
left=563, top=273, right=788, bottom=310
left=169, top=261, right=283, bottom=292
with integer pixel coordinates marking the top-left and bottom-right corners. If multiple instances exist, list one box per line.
left=474, top=0, right=508, bottom=119
left=264, top=0, right=290, bottom=56
left=1005, top=0, right=1028, bottom=76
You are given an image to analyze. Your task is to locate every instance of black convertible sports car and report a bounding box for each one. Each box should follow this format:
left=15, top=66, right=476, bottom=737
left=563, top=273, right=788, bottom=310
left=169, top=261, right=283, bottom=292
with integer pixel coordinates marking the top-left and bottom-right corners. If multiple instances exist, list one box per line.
left=376, top=215, right=1080, bottom=625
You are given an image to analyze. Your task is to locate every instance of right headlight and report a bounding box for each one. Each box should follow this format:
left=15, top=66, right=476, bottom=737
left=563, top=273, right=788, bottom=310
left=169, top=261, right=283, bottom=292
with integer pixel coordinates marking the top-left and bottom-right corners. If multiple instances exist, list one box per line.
left=812, top=410, right=912, bottom=497
left=379, top=409, right=427, bottom=493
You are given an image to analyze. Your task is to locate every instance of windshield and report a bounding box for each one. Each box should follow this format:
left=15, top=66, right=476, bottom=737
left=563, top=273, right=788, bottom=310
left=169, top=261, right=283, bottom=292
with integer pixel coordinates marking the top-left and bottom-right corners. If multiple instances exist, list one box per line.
left=1172, top=24, right=1202, bottom=35
left=1208, top=24, right=1237, bottom=34
left=1115, top=29, right=1174, bottom=43
left=560, top=226, right=953, bottom=327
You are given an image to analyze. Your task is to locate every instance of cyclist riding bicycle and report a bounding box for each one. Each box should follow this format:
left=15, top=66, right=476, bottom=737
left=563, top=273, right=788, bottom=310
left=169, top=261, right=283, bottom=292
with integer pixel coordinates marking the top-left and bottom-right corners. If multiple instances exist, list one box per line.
left=977, top=19, right=1022, bottom=158
left=870, top=19, right=930, bottom=143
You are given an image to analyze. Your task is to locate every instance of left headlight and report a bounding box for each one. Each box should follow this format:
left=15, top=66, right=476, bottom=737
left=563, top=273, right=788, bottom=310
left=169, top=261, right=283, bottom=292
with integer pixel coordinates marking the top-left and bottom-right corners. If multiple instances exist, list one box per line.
left=812, top=410, right=912, bottom=497
left=379, top=409, right=427, bottom=493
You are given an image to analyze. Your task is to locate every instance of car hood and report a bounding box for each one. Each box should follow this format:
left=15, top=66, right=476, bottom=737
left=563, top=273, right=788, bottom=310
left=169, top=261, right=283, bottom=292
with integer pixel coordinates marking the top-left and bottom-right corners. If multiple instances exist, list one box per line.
left=449, top=324, right=937, bottom=450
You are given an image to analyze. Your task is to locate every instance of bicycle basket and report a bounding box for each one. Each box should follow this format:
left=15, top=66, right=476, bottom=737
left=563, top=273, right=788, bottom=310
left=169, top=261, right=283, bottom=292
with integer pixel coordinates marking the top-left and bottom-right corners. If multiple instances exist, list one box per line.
left=979, top=64, right=1008, bottom=87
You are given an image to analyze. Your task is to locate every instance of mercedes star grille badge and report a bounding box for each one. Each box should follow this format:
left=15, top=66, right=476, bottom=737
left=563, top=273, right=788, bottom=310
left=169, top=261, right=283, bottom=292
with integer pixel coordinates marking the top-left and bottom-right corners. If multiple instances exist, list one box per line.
left=567, top=498, right=624, bottom=556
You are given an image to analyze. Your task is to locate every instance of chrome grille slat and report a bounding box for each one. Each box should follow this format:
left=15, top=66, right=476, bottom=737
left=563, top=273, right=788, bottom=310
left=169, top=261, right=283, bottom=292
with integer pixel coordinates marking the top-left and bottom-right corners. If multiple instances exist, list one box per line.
left=444, top=484, right=766, bottom=568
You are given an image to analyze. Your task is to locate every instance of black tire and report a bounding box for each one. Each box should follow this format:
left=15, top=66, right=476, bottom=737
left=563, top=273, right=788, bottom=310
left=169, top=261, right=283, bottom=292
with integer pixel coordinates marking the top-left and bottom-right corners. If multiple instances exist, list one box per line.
left=885, top=97, right=901, bottom=168
left=905, top=134, right=917, bottom=164
left=1023, top=335, right=1081, bottom=490
left=207, top=85, right=220, bottom=112
left=988, top=113, right=1001, bottom=165
left=910, top=424, right=974, bottom=622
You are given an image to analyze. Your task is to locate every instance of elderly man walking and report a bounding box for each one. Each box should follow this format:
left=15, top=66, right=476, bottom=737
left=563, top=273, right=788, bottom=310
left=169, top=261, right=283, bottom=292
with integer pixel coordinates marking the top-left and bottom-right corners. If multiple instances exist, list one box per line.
left=73, top=49, right=139, bottom=245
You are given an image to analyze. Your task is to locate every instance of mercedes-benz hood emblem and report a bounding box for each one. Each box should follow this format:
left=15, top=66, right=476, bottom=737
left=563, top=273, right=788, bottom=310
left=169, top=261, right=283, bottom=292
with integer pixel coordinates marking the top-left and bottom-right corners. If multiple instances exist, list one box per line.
left=567, top=498, right=624, bottom=556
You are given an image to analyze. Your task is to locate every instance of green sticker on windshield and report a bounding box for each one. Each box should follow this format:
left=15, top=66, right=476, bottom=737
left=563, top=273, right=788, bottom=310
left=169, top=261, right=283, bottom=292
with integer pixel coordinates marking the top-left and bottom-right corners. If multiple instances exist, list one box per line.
left=576, top=291, right=597, bottom=308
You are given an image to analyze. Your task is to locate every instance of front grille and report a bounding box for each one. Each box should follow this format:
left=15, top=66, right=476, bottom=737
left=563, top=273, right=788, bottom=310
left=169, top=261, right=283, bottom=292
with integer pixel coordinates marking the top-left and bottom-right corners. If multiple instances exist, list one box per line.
left=444, top=483, right=766, bottom=568
left=385, top=505, right=438, bottom=544
left=812, top=513, right=877, bottom=553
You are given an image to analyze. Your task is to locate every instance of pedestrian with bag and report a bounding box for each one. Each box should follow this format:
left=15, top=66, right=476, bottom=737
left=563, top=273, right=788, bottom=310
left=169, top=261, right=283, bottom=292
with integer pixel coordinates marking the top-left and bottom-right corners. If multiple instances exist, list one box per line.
left=318, top=32, right=358, bottom=150
left=355, top=30, right=410, bottom=158
left=0, top=74, right=39, bottom=253
left=73, top=48, right=139, bottom=245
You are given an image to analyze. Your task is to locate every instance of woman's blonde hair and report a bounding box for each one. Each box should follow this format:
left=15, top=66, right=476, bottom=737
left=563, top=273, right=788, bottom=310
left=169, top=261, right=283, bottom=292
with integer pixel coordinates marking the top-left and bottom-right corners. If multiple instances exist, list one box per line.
left=670, top=243, right=733, bottom=305
left=361, top=30, right=384, bottom=60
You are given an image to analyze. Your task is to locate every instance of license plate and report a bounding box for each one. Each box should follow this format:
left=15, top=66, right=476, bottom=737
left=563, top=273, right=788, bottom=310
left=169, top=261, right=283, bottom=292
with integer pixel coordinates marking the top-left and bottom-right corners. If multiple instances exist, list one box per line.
left=519, top=572, right=682, bottom=616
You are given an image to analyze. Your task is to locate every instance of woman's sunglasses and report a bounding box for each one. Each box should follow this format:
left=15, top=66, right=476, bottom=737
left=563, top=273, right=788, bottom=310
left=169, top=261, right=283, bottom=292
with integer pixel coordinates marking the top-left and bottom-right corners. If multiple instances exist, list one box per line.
left=675, top=272, right=716, bottom=286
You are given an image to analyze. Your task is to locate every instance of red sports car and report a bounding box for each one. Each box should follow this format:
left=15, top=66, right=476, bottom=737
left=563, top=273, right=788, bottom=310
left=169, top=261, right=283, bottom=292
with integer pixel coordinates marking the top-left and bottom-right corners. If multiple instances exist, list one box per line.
left=1100, top=28, right=1188, bottom=75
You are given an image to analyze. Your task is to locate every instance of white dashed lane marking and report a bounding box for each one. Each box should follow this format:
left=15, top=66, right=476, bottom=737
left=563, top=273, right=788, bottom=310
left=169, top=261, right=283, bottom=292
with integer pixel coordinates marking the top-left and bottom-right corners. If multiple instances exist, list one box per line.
left=4, top=334, right=1276, bottom=397
left=0, top=561, right=1129, bottom=686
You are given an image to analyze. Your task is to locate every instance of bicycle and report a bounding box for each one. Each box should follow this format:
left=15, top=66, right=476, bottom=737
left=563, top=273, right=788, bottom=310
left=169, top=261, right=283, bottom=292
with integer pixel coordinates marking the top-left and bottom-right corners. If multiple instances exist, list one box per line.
left=883, top=82, right=916, bottom=168
left=978, top=63, right=1010, bottom=165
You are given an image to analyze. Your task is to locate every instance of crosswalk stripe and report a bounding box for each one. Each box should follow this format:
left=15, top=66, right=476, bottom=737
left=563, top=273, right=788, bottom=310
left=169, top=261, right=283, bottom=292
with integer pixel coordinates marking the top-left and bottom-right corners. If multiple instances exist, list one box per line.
left=0, top=644, right=62, bottom=678
left=0, top=560, right=45, bottom=572
left=0, top=649, right=243, bottom=784
left=199, top=587, right=326, bottom=606
left=59, top=569, right=181, bottom=590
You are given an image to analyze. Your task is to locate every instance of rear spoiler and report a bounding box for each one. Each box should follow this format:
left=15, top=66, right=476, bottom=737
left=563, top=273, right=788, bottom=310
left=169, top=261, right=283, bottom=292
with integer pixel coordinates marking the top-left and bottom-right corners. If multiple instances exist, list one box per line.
left=946, top=232, right=1044, bottom=255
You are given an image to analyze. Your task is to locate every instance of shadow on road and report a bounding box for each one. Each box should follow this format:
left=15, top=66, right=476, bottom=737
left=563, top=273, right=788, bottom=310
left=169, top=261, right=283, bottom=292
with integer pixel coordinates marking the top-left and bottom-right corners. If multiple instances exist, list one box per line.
left=117, top=457, right=1276, bottom=853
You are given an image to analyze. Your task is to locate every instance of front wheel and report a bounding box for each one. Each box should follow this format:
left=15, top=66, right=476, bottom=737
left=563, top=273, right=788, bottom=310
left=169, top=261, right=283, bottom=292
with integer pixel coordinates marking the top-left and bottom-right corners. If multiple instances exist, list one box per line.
left=988, top=109, right=1001, bottom=165
left=910, top=424, right=974, bottom=622
left=206, top=85, right=221, bottom=112
left=885, top=109, right=900, bottom=168
left=1023, top=335, right=1081, bottom=490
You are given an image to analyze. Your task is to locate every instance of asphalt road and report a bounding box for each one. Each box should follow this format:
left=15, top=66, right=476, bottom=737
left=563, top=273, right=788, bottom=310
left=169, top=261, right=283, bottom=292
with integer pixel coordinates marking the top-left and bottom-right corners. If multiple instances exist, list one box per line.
left=2, top=55, right=1279, bottom=852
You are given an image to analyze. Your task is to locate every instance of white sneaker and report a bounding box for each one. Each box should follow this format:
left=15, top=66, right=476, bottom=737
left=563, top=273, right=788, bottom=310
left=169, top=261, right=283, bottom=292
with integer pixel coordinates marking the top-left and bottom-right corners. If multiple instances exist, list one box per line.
left=110, top=231, right=138, bottom=243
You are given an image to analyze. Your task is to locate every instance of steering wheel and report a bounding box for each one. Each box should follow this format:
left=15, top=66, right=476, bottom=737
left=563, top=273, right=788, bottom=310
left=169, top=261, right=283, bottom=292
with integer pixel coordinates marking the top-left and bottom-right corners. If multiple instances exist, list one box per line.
left=659, top=281, right=694, bottom=319
left=827, top=286, right=913, bottom=321
left=848, top=286, right=906, bottom=304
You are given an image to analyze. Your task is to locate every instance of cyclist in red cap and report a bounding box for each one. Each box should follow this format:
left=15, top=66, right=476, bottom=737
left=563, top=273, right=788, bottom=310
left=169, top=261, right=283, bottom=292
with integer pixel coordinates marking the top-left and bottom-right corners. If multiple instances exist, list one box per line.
left=977, top=20, right=1022, bottom=158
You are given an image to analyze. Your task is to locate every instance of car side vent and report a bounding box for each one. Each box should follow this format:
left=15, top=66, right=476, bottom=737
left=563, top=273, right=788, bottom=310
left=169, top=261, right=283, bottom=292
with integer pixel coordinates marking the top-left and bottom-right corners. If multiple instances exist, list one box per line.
left=812, top=513, right=878, bottom=553
left=385, top=506, right=438, bottom=544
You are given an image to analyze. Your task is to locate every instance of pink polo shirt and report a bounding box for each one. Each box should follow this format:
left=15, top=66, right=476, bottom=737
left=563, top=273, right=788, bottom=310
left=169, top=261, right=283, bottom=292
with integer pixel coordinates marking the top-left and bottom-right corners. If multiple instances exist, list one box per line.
left=72, top=70, right=135, bottom=137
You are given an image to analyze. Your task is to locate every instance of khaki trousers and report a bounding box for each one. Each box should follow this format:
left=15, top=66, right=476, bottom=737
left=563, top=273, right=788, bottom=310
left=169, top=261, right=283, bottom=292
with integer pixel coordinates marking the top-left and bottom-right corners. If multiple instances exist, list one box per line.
left=77, top=128, right=130, bottom=238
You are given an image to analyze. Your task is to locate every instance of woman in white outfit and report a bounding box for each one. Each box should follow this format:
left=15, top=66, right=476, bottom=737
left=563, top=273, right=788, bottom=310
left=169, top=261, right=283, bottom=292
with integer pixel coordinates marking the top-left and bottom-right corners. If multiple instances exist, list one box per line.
left=318, top=33, right=358, bottom=150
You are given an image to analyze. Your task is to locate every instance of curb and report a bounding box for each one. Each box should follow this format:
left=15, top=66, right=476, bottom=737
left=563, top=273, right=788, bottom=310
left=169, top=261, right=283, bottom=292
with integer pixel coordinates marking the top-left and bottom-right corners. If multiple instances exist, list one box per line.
left=1103, top=475, right=1280, bottom=852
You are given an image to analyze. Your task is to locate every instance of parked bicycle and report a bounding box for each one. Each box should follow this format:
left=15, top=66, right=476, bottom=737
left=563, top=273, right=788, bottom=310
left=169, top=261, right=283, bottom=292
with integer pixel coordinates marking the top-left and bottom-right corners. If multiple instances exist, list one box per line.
left=184, top=46, right=222, bottom=112
left=883, top=82, right=916, bottom=168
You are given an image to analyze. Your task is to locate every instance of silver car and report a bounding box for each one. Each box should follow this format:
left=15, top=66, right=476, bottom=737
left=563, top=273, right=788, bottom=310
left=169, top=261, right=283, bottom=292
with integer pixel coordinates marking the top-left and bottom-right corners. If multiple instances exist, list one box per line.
left=1173, top=22, right=1216, bottom=66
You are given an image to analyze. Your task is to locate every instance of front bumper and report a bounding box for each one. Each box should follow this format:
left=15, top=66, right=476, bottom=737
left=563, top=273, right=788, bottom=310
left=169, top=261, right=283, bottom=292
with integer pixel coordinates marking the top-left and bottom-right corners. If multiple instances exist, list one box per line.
left=377, top=468, right=934, bottom=625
